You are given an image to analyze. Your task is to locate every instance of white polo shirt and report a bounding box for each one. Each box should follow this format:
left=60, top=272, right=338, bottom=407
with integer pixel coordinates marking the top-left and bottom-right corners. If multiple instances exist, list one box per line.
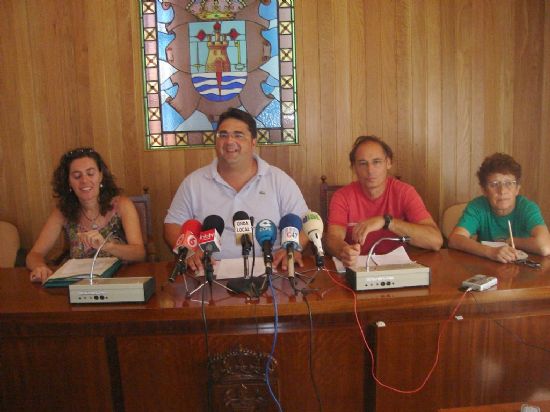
left=165, top=155, right=309, bottom=260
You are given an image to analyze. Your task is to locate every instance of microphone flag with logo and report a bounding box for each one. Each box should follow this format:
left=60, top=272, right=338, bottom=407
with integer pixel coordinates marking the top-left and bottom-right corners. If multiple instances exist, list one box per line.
left=279, top=214, right=302, bottom=280
left=169, top=219, right=202, bottom=282
left=255, top=219, right=277, bottom=267
left=232, top=211, right=253, bottom=256
left=198, top=215, right=225, bottom=284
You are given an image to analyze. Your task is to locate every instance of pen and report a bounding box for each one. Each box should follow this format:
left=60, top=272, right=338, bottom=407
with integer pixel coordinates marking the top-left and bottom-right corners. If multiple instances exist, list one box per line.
left=508, top=220, right=516, bottom=249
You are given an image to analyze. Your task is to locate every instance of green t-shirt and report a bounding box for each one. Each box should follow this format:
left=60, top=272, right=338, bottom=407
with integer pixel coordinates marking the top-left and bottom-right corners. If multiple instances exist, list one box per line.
left=457, top=195, right=545, bottom=241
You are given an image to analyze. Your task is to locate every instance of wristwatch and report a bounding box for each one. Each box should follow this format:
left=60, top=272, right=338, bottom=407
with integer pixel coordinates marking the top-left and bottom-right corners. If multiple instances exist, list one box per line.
left=383, top=214, right=393, bottom=230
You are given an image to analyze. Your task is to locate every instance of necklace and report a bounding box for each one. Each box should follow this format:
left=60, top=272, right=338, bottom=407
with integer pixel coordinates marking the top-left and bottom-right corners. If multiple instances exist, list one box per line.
left=82, top=209, right=101, bottom=230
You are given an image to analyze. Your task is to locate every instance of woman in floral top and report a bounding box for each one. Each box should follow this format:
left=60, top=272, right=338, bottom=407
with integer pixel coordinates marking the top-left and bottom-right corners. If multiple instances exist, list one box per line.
left=27, top=148, right=145, bottom=283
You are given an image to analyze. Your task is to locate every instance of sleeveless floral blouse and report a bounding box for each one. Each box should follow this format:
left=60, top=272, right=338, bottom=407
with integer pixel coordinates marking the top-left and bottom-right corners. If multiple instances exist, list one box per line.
left=64, top=198, right=127, bottom=258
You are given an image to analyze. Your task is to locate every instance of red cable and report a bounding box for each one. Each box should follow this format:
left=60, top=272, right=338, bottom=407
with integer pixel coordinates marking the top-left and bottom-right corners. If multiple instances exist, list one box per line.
left=325, top=268, right=470, bottom=394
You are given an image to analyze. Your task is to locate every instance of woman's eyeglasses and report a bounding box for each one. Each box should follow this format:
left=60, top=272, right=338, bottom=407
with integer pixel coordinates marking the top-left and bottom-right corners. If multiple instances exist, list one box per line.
left=486, top=180, right=517, bottom=190
left=64, top=148, right=96, bottom=158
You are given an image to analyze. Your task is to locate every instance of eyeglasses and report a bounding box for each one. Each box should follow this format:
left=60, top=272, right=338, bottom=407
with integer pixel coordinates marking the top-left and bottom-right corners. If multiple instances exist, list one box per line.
left=515, top=259, right=541, bottom=269
left=486, top=180, right=517, bottom=190
left=215, top=131, right=248, bottom=140
left=64, top=148, right=95, bottom=158
left=355, top=158, right=386, bottom=168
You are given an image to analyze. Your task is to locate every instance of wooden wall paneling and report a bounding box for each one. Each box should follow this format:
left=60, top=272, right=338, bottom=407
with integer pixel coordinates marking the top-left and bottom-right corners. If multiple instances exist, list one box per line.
left=455, top=0, right=473, bottom=203
left=539, top=2, right=550, bottom=221
left=426, top=0, right=443, bottom=221
left=0, top=1, right=24, bottom=230
left=295, top=0, right=323, bottom=213
left=17, top=1, right=58, bottom=246
left=146, top=151, right=178, bottom=261
left=440, top=0, right=459, bottom=209
left=333, top=0, right=353, bottom=185
left=317, top=0, right=339, bottom=186
left=396, top=0, right=414, bottom=182
left=495, top=2, right=515, bottom=155
left=349, top=1, right=368, bottom=142
left=512, top=1, right=545, bottom=204
left=411, top=0, right=429, bottom=204
left=380, top=0, right=399, bottom=175
left=470, top=1, right=485, bottom=198
left=114, top=0, right=144, bottom=196
left=365, top=0, right=384, bottom=140
left=2, top=0, right=550, bottom=261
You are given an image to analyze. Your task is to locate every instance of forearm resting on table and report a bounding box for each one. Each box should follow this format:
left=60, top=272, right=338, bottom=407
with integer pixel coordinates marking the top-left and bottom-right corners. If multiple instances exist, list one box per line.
left=389, top=218, right=443, bottom=251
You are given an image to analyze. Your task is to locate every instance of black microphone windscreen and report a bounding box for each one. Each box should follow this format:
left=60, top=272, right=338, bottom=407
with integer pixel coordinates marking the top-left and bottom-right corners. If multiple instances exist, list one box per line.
left=232, top=210, right=249, bottom=224
left=202, top=215, right=225, bottom=235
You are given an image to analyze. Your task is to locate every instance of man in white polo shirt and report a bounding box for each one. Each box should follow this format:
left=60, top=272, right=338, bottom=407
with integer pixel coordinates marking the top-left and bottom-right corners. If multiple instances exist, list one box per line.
left=164, top=108, right=309, bottom=271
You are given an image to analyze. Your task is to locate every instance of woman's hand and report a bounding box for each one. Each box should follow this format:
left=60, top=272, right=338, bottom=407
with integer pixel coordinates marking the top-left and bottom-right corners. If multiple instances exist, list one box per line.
left=78, top=230, right=107, bottom=250
left=30, top=265, right=52, bottom=283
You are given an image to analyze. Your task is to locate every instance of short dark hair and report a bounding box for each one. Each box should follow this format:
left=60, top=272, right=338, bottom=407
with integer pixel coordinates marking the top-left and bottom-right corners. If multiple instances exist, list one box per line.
left=349, top=135, right=393, bottom=166
left=476, top=153, right=522, bottom=187
left=216, top=108, right=257, bottom=139
left=52, top=147, right=121, bottom=222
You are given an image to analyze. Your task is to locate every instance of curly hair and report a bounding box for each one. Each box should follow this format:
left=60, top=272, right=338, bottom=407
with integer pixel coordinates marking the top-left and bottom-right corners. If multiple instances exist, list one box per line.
left=349, top=135, right=393, bottom=167
left=476, top=153, right=522, bottom=187
left=52, top=148, right=121, bottom=222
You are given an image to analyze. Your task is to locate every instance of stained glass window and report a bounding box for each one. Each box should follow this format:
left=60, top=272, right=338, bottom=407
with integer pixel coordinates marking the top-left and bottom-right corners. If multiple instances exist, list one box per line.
left=140, top=0, right=298, bottom=149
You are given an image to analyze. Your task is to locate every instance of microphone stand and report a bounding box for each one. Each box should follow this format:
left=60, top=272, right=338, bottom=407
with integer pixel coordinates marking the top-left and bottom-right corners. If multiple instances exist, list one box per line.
left=366, top=236, right=410, bottom=271
left=227, top=236, right=267, bottom=299
left=186, top=250, right=233, bottom=300
left=88, top=232, right=114, bottom=283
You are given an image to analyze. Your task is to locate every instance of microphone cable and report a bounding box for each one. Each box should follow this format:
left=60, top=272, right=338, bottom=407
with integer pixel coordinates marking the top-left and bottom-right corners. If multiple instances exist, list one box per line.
left=470, top=292, right=550, bottom=354
left=302, top=294, right=323, bottom=412
left=324, top=267, right=470, bottom=394
left=201, top=275, right=213, bottom=412
left=266, top=273, right=283, bottom=412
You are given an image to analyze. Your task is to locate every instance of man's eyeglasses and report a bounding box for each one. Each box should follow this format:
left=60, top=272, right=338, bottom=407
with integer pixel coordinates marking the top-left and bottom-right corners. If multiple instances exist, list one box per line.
left=487, top=180, right=517, bottom=190
left=216, top=131, right=248, bottom=140
left=355, top=158, right=386, bottom=168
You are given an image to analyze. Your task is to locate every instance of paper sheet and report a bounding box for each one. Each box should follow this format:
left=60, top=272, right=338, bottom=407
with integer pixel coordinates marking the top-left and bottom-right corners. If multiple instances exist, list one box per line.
left=190, top=258, right=268, bottom=280
left=332, top=246, right=413, bottom=272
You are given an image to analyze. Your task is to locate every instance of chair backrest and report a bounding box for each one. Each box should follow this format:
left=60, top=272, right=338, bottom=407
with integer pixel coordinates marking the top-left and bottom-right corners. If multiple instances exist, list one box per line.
left=320, top=175, right=344, bottom=225
left=0, top=221, right=20, bottom=268
left=130, top=187, right=157, bottom=262
left=441, top=203, right=467, bottom=239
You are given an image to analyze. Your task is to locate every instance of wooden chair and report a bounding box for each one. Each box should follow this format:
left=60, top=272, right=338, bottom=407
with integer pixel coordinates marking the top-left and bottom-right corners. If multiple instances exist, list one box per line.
left=320, top=175, right=344, bottom=225
left=0, top=221, right=20, bottom=268
left=130, top=187, right=157, bottom=262
left=441, top=202, right=467, bottom=240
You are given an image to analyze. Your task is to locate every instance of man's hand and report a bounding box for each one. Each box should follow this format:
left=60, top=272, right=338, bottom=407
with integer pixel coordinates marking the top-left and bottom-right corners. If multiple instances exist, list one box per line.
left=351, top=217, right=385, bottom=245
left=338, top=243, right=361, bottom=267
left=273, top=249, right=304, bottom=271
left=185, top=249, right=205, bottom=272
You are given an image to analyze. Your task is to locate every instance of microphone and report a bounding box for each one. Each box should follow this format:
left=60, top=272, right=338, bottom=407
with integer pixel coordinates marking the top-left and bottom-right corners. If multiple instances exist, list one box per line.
left=255, top=219, right=277, bottom=273
left=302, top=210, right=325, bottom=268
left=366, top=236, right=410, bottom=272
left=198, top=215, right=225, bottom=284
left=89, top=232, right=114, bottom=282
left=227, top=212, right=266, bottom=297
left=233, top=211, right=253, bottom=278
left=169, top=219, right=202, bottom=282
left=279, top=213, right=302, bottom=279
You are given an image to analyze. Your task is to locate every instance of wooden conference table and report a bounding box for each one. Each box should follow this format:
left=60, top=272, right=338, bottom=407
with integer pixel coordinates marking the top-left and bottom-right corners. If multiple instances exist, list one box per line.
left=1, top=248, right=550, bottom=412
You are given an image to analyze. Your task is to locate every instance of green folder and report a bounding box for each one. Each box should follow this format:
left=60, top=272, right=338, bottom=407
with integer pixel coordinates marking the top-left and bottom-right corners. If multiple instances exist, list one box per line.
left=43, top=257, right=122, bottom=288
